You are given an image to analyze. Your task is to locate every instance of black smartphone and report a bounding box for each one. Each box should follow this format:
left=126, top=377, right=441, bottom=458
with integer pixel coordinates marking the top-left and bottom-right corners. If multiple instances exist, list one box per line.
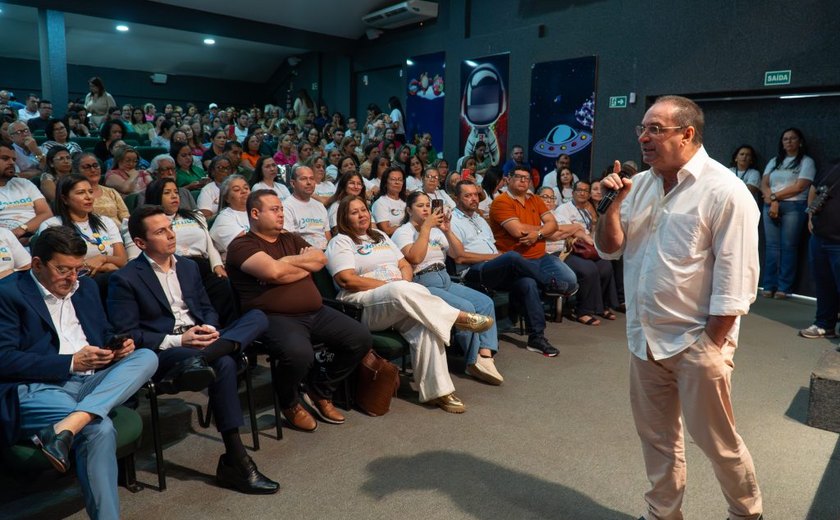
left=431, top=199, right=444, bottom=212
left=105, top=333, right=130, bottom=351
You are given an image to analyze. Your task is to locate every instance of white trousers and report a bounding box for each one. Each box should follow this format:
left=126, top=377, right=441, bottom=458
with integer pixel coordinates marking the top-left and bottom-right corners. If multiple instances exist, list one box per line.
left=339, top=280, right=459, bottom=402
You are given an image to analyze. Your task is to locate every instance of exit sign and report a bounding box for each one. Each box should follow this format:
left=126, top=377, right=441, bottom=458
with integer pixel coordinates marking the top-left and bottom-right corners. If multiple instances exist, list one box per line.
left=764, top=70, right=791, bottom=86
left=609, top=96, right=628, bottom=108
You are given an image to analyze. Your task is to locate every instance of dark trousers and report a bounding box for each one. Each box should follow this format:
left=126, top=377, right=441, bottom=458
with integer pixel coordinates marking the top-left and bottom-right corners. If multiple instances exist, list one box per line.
left=190, top=256, right=239, bottom=328
left=810, top=234, right=840, bottom=330
left=262, top=305, right=371, bottom=408
left=463, top=251, right=547, bottom=337
left=153, top=310, right=268, bottom=432
left=564, top=255, right=619, bottom=316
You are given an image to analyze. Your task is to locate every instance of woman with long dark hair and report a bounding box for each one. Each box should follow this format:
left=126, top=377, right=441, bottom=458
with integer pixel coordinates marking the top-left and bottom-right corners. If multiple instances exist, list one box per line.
left=40, top=145, right=74, bottom=203
left=371, top=166, right=407, bottom=236
left=250, top=155, right=291, bottom=200
left=326, top=172, right=366, bottom=230
left=760, top=128, right=816, bottom=299
left=202, top=128, right=228, bottom=170
left=84, top=76, right=116, bottom=126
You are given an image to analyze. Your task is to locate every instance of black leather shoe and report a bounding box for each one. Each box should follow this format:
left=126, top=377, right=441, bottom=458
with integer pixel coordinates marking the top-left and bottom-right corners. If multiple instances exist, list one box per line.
left=216, top=454, right=279, bottom=495
left=32, top=427, right=74, bottom=473
left=156, top=356, right=217, bottom=395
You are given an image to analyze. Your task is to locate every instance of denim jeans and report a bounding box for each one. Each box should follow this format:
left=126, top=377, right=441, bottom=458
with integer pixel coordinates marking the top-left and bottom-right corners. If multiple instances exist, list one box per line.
left=809, top=234, right=840, bottom=330
left=762, top=200, right=807, bottom=293
left=415, top=270, right=498, bottom=365
left=526, top=254, right=579, bottom=294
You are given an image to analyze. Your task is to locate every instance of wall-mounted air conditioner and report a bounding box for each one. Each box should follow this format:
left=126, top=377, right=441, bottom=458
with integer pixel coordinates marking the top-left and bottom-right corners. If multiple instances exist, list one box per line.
left=362, top=0, right=438, bottom=30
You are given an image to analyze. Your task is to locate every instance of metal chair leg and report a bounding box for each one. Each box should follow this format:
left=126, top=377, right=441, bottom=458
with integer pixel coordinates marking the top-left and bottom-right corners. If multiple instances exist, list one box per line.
left=242, top=353, right=259, bottom=450
left=269, top=356, right=283, bottom=440
left=146, top=382, right=166, bottom=491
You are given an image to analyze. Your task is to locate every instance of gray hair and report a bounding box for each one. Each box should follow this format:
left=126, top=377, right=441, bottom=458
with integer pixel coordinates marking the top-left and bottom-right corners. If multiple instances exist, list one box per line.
left=148, top=154, right=175, bottom=174
left=655, top=95, right=704, bottom=145
left=218, top=174, right=248, bottom=211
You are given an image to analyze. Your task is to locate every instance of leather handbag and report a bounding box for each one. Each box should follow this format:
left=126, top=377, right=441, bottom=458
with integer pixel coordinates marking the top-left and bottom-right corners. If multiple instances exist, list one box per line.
left=572, top=238, right=600, bottom=261
left=356, top=350, right=400, bottom=416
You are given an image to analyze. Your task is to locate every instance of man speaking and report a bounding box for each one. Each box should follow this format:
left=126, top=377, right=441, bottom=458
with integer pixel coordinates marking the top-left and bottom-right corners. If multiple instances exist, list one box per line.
left=596, top=96, right=763, bottom=520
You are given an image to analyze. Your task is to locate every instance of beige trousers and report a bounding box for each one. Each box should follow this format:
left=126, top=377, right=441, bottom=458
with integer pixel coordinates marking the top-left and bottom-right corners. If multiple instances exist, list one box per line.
left=339, top=280, right=459, bottom=402
left=630, top=332, right=762, bottom=520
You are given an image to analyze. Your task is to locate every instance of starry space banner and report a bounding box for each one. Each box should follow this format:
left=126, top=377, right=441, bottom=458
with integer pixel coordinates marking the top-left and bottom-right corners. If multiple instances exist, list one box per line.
left=459, top=53, right=510, bottom=167
left=405, top=52, right=445, bottom=158
left=529, top=56, right=597, bottom=182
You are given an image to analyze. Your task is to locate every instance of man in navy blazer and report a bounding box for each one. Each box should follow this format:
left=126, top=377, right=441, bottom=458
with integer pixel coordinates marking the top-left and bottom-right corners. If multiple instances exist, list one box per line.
left=0, top=226, right=157, bottom=520
left=107, top=205, right=278, bottom=495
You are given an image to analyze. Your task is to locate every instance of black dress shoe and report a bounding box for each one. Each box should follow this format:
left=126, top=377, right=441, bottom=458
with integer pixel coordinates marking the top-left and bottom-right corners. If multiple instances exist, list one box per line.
left=216, top=454, right=279, bottom=495
left=32, top=427, right=74, bottom=473
left=155, top=356, right=217, bottom=395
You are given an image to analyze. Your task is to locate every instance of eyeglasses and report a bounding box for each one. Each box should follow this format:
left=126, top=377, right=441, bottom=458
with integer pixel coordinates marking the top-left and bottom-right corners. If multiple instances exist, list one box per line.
left=79, top=163, right=101, bottom=171
left=12, top=129, right=30, bottom=135
left=540, top=194, right=556, bottom=200
left=158, top=166, right=176, bottom=172
left=574, top=189, right=591, bottom=193
left=510, top=174, right=530, bottom=181
left=635, top=125, right=684, bottom=137
left=47, top=262, right=90, bottom=278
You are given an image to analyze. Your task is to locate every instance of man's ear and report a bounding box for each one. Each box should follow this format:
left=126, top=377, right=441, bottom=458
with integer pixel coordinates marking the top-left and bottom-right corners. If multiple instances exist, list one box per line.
left=133, top=236, right=146, bottom=251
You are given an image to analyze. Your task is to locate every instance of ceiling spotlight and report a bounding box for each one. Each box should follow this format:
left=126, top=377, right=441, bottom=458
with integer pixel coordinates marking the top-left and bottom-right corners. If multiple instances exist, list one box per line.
left=203, top=38, right=216, bottom=45
left=116, top=24, right=129, bottom=32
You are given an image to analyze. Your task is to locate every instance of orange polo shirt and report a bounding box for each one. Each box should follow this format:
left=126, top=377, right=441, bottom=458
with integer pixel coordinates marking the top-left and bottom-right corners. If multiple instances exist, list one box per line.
left=489, top=191, right=549, bottom=259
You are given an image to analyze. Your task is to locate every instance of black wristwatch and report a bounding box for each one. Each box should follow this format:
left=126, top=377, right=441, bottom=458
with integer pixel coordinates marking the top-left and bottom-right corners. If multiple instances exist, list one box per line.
left=537, top=231, right=544, bottom=241
left=770, top=193, right=777, bottom=202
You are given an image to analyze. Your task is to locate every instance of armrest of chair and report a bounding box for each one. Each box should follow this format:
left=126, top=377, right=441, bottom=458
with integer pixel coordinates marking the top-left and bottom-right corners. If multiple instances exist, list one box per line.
left=321, top=297, right=363, bottom=322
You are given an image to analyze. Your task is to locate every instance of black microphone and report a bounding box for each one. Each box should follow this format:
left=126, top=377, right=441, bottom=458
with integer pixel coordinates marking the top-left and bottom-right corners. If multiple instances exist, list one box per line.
left=596, top=164, right=635, bottom=214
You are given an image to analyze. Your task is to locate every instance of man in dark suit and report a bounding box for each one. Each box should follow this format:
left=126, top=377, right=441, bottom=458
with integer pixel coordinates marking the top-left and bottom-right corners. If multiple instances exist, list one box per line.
left=107, top=206, right=278, bottom=495
left=0, top=226, right=158, bottom=520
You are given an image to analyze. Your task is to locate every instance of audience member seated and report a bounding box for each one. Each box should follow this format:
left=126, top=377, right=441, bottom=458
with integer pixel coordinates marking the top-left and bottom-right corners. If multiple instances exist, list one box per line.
left=0, top=143, right=52, bottom=244
left=393, top=191, right=503, bottom=385
left=108, top=206, right=278, bottom=495
left=26, top=99, right=53, bottom=134
left=326, top=195, right=494, bottom=413
left=105, top=145, right=153, bottom=196
left=450, top=180, right=562, bottom=357
left=371, top=166, right=407, bottom=236
left=405, top=154, right=424, bottom=192
left=8, top=121, right=45, bottom=179
left=202, top=129, right=227, bottom=170
left=273, top=135, right=297, bottom=168
left=65, top=107, right=91, bottom=138
left=0, top=226, right=31, bottom=278
left=478, top=166, right=506, bottom=216
left=326, top=171, right=366, bottom=230
left=393, top=144, right=411, bottom=174
left=0, top=226, right=157, bottom=519
left=40, top=118, right=82, bottom=156
left=250, top=155, right=291, bottom=201
left=358, top=143, right=380, bottom=179
left=169, top=142, right=207, bottom=192
left=130, top=107, right=153, bottom=136
left=16, top=94, right=39, bottom=122
left=94, top=120, right=127, bottom=163
left=282, top=165, right=330, bottom=249
left=365, top=155, right=391, bottom=196
left=310, top=156, right=336, bottom=205
left=139, top=154, right=197, bottom=210
left=544, top=183, right=618, bottom=326
left=225, top=190, right=370, bottom=431
left=182, top=123, right=205, bottom=157
left=295, top=140, right=315, bottom=168
left=149, top=120, right=176, bottom=149
left=210, top=175, right=251, bottom=260
left=240, top=132, right=261, bottom=172
left=73, top=152, right=129, bottom=228
left=40, top=145, right=74, bottom=203
left=540, top=154, right=572, bottom=189
left=197, top=155, right=233, bottom=218
left=489, top=165, right=578, bottom=296
left=419, top=167, right=456, bottom=211
left=39, top=175, right=128, bottom=299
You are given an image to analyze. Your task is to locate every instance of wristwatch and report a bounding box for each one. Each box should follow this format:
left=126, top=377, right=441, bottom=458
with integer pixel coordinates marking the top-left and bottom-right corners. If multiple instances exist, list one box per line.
left=18, top=224, right=28, bottom=233
left=770, top=193, right=777, bottom=202
left=537, top=231, right=544, bottom=241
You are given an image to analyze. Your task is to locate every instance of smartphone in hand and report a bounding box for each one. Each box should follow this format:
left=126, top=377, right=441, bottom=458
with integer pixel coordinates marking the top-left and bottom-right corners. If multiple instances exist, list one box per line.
left=105, top=333, right=131, bottom=351
left=431, top=199, right=444, bottom=212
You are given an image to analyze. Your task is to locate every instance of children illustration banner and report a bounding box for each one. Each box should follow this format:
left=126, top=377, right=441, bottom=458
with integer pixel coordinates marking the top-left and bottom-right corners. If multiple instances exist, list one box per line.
left=459, top=53, right=510, bottom=167
left=528, top=56, right=597, bottom=182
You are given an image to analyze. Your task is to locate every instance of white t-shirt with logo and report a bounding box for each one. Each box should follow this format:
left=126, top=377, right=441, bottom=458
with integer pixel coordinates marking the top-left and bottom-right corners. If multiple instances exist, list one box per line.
left=38, top=216, right=122, bottom=259
left=0, top=178, right=44, bottom=230
left=0, top=227, right=31, bottom=273
left=210, top=208, right=250, bottom=260
left=315, top=181, right=336, bottom=199
left=371, top=196, right=406, bottom=227
left=283, top=195, right=330, bottom=249
left=406, top=176, right=423, bottom=192
left=326, top=230, right=404, bottom=283
left=253, top=181, right=291, bottom=201
left=391, top=223, right=448, bottom=273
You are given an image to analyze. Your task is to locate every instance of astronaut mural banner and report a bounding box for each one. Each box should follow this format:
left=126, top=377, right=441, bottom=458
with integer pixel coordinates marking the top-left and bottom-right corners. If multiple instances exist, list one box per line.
left=459, top=53, right=510, bottom=167
left=405, top=52, right=445, bottom=158
left=528, top=56, right=597, bottom=182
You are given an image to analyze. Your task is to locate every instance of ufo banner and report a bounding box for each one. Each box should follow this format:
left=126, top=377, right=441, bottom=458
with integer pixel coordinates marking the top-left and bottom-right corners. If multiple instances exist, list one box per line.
left=528, top=56, right=598, bottom=182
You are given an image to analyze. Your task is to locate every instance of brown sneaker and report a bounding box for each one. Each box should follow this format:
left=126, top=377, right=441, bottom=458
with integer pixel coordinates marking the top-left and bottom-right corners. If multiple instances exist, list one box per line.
left=427, top=393, right=466, bottom=414
left=282, top=403, right=317, bottom=432
left=454, top=312, right=494, bottom=333
left=303, top=393, right=346, bottom=424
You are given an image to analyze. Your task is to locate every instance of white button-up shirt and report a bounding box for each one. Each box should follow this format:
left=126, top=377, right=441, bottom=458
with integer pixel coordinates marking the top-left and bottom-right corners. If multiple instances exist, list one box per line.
left=30, top=271, right=91, bottom=374
left=145, top=253, right=200, bottom=350
left=596, top=146, right=759, bottom=360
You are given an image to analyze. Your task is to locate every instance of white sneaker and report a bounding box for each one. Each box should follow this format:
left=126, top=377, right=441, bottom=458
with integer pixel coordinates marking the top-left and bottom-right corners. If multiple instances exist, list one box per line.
left=799, top=324, right=837, bottom=339
left=467, top=356, right=504, bottom=385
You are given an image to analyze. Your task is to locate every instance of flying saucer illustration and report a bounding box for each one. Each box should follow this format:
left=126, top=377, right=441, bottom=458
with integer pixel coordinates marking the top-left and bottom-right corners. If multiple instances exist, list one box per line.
left=533, top=124, right=592, bottom=158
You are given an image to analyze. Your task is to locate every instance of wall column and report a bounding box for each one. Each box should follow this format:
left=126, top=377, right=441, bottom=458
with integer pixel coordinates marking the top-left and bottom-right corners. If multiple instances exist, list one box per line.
left=37, top=9, right=69, bottom=113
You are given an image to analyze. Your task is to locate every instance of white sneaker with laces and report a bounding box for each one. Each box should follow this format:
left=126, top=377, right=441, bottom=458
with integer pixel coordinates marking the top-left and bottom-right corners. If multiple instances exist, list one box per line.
left=799, top=324, right=837, bottom=339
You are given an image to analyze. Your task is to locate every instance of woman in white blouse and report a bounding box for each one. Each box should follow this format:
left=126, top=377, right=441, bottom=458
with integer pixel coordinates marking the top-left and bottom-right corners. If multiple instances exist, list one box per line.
left=250, top=156, right=291, bottom=201
left=392, top=192, right=502, bottom=385
left=370, top=166, right=407, bottom=236
left=210, top=175, right=251, bottom=261
left=326, top=172, right=366, bottom=230
left=325, top=196, right=493, bottom=413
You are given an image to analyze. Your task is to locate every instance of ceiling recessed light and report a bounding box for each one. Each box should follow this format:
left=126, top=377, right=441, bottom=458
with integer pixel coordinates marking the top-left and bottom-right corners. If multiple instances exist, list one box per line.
left=116, top=24, right=129, bottom=32
left=203, top=38, right=216, bottom=45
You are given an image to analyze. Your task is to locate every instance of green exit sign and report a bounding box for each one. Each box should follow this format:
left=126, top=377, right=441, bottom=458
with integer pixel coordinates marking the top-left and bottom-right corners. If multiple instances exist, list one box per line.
left=609, top=96, right=628, bottom=109
left=764, top=70, right=791, bottom=86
